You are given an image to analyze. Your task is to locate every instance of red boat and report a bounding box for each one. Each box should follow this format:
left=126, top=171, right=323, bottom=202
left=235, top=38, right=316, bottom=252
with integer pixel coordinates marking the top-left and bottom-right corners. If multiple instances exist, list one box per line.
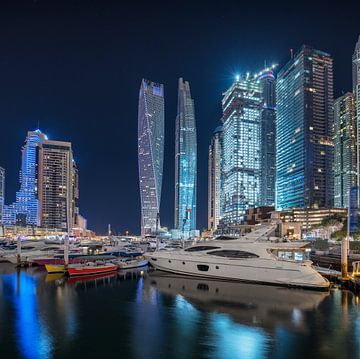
left=67, top=262, right=118, bottom=277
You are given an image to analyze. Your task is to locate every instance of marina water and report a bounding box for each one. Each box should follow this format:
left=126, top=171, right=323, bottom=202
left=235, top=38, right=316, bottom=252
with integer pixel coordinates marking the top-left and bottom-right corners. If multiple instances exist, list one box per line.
left=1, top=263, right=360, bottom=359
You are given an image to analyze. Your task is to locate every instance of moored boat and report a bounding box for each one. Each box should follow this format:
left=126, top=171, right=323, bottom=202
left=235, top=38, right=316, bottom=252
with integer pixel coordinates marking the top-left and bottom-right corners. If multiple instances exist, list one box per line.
left=67, top=262, right=118, bottom=277
left=117, top=257, right=148, bottom=270
left=45, top=264, right=66, bottom=274
left=145, top=225, right=329, bottom=290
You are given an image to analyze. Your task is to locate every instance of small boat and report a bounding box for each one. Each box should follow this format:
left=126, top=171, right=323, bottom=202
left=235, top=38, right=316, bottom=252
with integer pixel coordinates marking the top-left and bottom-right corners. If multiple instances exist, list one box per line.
left=67, top=262, right=118, bottom=277
left=117, top=257, right=148, bottom=270
left=45, top=264, right=65, bottom=274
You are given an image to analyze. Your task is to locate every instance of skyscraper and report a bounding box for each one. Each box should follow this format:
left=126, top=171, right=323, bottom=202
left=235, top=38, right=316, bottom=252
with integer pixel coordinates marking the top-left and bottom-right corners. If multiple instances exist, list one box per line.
left=138, top=79, right=164, bottom=236
left=0, top=167, right=4, bottom=225
left=208, top=126, right=223, bottom=231
left=38, top=139, right=78, bottom=231
left=258, top=67, right=276, bottom=206
left=15, top=129, right=45, bottom=226
left=353, top=35, right=360, bottom=196
left=174, top=78, right=197, bottom=232
left=334, top=93, right=357, bottom=208
left=276, top=45, right=334, bottom=210
left=222, top=75, right=262, bottom=225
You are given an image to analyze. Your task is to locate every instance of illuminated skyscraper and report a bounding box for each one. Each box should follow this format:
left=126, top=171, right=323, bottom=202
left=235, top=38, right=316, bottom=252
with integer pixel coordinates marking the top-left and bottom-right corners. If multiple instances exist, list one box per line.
left=0, top=167, right=4, bottom=224
left=334, top=93, right=357, bottom=208
left=208, top=126, right=223, bottom=231
left=15, top=130, right=45, bottom=226
left=175, top=78, right=197, bottom=232
left=258, top=67, right=276, bottom=206
left=222, top=76, right=262, bottom=224
left=38, top=139, right=78, bottom=231
left=138, top=79, right=164, bottom=236
left=276, top=46, right=334, bottom=210
left=353, top=35, right=360, bottom=196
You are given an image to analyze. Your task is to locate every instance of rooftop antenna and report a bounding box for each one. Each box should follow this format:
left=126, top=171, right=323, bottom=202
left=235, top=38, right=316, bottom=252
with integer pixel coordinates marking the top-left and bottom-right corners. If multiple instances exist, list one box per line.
left=37, top=119, right=40, bottom=130
left=264, top=59, right=267, bottom=69
left=290, top=48, right=294, bottom=59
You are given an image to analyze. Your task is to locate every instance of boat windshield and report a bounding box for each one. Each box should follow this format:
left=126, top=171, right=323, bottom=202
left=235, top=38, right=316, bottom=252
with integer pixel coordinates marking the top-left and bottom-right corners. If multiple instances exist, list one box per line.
left=184, top=246, right=221, bottom=252
left=207, top=250, right=259, bottom=258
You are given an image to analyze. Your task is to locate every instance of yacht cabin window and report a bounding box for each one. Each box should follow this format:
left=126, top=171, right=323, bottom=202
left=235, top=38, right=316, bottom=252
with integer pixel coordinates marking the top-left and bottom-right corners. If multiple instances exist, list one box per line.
left=207, top=250, right=259, bottom=258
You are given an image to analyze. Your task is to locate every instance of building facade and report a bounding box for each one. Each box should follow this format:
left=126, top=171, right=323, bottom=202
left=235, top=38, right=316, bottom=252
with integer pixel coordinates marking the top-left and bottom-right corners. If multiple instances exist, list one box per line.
left=276, top=45, right=334, bottom=210
left=174, top=78, right=197, bottom=232
left=0, top=167, right=4, bottom=225
left=38, top=140, right=78, bottom=231
left=221, top=75, right=262, bottom=224
left=13, top=130, right=45, bottom=226
left=334, top=93, right=357, bottom=208
left=353, top=35, right=360, bottom=199
left=208, top=126, right=223, bottom=231
left=258, top=67, right=276, bottom=206
left=138, top=79, right=164, bottom=236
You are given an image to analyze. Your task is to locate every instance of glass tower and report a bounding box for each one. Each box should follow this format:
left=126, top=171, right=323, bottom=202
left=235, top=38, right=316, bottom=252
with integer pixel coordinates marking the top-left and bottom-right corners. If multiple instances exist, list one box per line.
left=138, top=79, right=164, bottom=236
left=353, top=35, right=360, bottom=200
left=208, top=126, right=223, bottom=231
left=276, top=45, right=334, bottom=210
left=334, top=93, right=357, bottom=208
left=174, top=78, right=197, bottom=232
left=0, top=167, right=4, bottom=224
left=258, top=67, right=276, bottom=206
left=15, top=130, right=46, bottom=226
left=222, top=76, right=262, bottom=224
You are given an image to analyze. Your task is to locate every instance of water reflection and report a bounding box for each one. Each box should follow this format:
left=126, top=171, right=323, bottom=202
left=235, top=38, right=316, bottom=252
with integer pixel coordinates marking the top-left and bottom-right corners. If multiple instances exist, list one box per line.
left=1, top=264, right=360, bottom=358
left=2, top=270, right=53, bottom=359
left=144, top=272, right=328, bottom=332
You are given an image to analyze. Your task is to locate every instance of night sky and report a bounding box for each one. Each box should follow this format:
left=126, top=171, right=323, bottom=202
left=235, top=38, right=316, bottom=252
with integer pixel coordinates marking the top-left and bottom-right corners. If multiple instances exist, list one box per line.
left=0, top=1, right=359, bottom=234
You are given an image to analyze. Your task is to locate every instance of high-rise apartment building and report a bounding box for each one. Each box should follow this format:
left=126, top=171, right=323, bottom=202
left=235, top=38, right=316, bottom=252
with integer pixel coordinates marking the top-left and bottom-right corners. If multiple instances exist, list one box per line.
left=0, top=167, right=4, bottom=225
left=208, top=126, right=223, bottom=231
left=138, top=79, right=164, bottom=236
left=258, top=67, right=276, bottom=206
left=276, top=46, right=334, bottom=210
left=38, top=139, right=78, bottom=231
left=221, top=75, right=262, bottom=224
left=334, top=93, right=357, bottom=208
left=174, top=78, right=197, bottom=232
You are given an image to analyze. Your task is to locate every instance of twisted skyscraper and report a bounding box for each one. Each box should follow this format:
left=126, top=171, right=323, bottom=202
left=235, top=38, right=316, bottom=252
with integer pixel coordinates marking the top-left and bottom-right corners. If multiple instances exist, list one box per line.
left=174, top=78, right=197, bottom=233
left=138, top=79, right=164, bottom=236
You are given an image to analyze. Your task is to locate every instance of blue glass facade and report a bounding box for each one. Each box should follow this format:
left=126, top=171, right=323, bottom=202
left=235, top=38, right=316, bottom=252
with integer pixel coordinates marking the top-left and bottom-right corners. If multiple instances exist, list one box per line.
left=276, top=46, right=334, bottom=210
left=334, top=93, right=357, bottom=208
left=138, top=79, right=164, bottom=236
left=175, top=78, right=197, bottom=232
left=3, top=130, right=46, bottom=226
left=258, top=68, right=276, bottom=207
left=222, top=76, right=262, bottom=224
left=0, top=167, right=4, bottom=224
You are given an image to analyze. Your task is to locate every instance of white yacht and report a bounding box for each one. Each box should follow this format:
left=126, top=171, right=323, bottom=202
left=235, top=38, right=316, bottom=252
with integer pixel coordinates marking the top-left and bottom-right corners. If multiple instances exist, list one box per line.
left=145, top=226, right=329, bottom=290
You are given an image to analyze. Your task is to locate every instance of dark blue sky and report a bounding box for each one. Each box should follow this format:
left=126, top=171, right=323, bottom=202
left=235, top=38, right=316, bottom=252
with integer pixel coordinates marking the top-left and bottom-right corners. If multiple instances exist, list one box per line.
left=0, top=0, right=359, bottom=234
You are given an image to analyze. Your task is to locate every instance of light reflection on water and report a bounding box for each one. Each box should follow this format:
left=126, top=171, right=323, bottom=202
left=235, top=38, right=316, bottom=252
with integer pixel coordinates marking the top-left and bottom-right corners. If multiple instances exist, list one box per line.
left=1, top=265, right=360, bottom=358
left=2, top=272, right=53, bottom=359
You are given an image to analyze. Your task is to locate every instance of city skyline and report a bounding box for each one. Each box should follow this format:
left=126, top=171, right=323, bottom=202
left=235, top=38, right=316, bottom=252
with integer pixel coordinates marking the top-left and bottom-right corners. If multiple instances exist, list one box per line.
left=0, top=1, right=359, bottom=234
